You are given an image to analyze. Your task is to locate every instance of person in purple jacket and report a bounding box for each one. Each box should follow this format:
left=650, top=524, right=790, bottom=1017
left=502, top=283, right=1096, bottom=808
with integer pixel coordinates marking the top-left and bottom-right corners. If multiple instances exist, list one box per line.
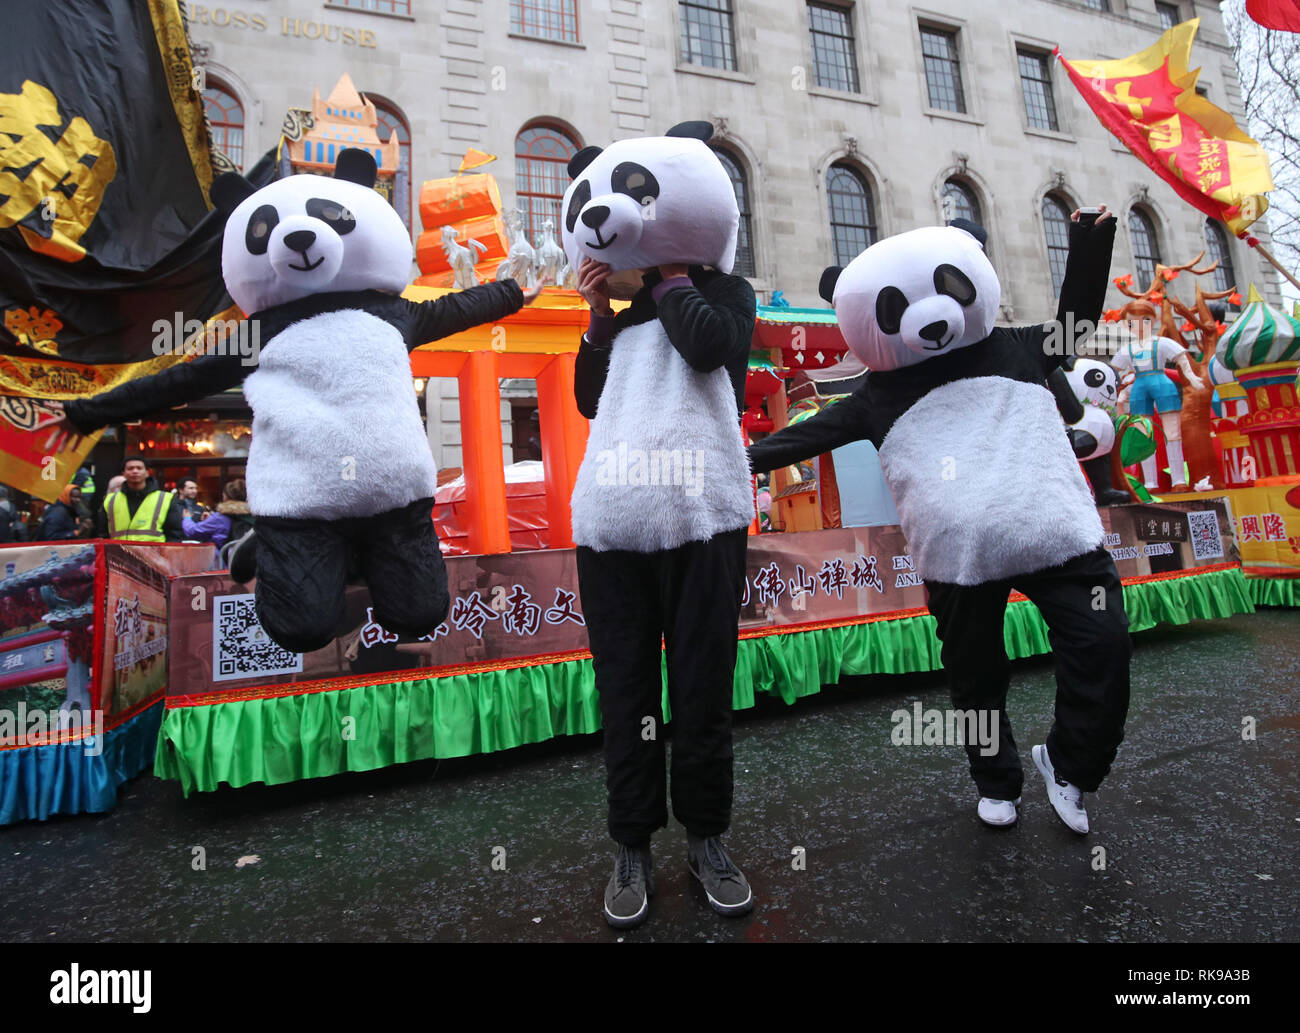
left=183, top=478, right=253, bottom=551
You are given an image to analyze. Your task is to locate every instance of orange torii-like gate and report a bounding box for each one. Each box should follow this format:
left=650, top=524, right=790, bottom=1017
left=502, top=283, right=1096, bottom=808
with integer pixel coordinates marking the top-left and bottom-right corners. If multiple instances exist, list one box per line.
left=402, top=286, right=596, bottom=554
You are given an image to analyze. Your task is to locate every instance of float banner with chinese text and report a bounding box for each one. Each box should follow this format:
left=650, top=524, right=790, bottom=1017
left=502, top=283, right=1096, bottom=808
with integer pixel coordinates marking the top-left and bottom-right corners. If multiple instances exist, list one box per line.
left=1167, top=480, right=1300, bottom=577
left=165, top=505, right=1238, bottom=705
left=1058, top=19, right=1273, bottom=235
left=98, top=543, right=214, bottom=723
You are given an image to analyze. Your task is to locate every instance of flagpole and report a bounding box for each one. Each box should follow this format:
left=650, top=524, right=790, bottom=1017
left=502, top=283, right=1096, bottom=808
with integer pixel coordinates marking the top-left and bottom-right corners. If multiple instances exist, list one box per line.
left=1243, top=236, right=1300, bottom=294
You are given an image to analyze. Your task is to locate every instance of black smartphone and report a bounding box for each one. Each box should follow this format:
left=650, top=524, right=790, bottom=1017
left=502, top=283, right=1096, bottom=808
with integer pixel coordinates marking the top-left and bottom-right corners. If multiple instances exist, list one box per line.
left=1077, top=206, right=1102, bottom=226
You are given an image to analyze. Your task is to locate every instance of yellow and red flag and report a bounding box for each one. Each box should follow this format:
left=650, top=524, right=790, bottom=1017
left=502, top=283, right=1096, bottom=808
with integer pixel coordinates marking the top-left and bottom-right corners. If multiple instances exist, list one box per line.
left=457, top=148, right=498, bottom=174
left=1057, top=18, right=1274, bottom=235
left=1246, top=0, right=1300, bottom=33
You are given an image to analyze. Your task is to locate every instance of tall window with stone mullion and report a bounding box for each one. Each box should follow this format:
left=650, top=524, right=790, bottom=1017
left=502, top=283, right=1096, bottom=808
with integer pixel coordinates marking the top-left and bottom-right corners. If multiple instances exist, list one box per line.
left=920, top=27, right=965, bottom=113
left=827, top=164, right=876, bottom=267
left=680, top=0, right=738, bottom=71
left=808, top=3, right=859, bottom=93
left=1129, top=208, right=1162, bottom=288
left=713, top=148, right=756, bottom=277
left=1043, top=195, right=1072, bottom=296
left=1203, top=219, right=1238, bottom=297
left=1018, top=49, right=1059, bottom=132
left=516, top=125, right=579, bottom=246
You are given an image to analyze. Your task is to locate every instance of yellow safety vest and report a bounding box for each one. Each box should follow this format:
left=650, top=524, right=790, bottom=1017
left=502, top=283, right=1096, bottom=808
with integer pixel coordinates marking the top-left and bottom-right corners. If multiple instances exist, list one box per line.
left=104, top=490, right=173, bottom=542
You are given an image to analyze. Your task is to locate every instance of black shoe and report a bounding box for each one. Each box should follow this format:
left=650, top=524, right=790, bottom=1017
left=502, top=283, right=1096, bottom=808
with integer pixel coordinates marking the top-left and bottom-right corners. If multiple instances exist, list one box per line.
left=228, top=530, right=257, bottom=584
left=686, top=834, right=753, bottom=916
left=604, top=843, right=653, bottom=929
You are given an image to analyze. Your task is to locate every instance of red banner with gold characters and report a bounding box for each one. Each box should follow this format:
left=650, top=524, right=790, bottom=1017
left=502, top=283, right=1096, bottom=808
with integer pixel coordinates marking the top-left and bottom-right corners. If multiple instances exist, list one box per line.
left=1057, top=18, right=1274, bottom=236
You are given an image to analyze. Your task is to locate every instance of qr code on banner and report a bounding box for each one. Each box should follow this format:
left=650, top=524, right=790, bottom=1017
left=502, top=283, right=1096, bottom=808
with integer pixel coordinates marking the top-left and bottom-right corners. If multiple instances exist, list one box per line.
left=212, top=593, right=302, bottom=682
left=1188, top=510, right=1224, bottom=561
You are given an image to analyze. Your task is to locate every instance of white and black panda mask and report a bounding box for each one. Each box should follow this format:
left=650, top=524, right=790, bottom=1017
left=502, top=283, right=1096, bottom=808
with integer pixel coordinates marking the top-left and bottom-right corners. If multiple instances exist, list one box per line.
left=212, top=149, right=412, bottom=314
left=560, top=121, right=739, bottom=274
left=1066, top=358, right=1119, bottom=408
left=824, top=225, right=1000, bottom=372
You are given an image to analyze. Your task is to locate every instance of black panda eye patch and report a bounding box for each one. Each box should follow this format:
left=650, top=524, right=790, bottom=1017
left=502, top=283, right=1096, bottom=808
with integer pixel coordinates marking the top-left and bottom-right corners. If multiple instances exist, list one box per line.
left=306, top=197, right=356, bottom=234
left=566, top=180, right=591, bottom=234
left=1084, top=368, right=1106, bottom=387
left=876, top=286, right=909, bottom=335
left=933, top=263, right=977, bottom=306
left=245, top=204, right=279, bottom=255
left=611, top=162, right=660, bottom=206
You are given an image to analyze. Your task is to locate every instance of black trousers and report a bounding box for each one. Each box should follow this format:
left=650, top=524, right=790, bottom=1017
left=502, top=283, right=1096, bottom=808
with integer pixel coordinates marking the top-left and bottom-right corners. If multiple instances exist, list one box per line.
left=576, top=527, right=748, bottom=845
left=924, top=546, right=1131, bottom=799
left=252, top=497, right=449, bottom=654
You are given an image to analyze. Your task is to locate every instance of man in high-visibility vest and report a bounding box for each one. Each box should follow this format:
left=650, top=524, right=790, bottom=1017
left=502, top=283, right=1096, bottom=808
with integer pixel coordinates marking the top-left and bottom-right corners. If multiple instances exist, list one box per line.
left=99, top=456, right=184, bottom=542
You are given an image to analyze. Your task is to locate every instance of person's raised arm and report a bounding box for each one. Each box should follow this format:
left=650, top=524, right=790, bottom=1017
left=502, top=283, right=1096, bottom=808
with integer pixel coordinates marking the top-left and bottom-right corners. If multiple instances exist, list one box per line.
left=402, top=279, right=540, bottom=351
left=747, top=386, right=875, bottom=474
left=654, top=265, right=755, bottom=373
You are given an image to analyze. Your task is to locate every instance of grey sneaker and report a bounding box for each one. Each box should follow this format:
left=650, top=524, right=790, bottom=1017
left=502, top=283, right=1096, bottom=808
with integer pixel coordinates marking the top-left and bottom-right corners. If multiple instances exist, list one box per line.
left=686, top=834, right=753, bottom=916
left=604, top=843, right=653, bottom=929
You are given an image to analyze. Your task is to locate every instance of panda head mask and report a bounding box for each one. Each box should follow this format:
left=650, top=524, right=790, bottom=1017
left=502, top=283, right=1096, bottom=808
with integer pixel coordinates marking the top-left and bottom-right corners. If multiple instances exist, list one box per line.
left=211, top=148, right=412, bottom=315
left=1066, top=358, right=1119, bottom=409
left=560, top=121, right=739, bottom=275
left=822, top=225, right=1000, bottom=372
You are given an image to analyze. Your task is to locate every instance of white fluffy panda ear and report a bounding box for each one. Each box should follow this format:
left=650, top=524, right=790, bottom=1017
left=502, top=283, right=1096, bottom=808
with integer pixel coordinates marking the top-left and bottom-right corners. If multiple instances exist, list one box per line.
left=334, top=148, right=377, bottom=188
left=211, top=172, right=256, bottom=217
left=568, top=146, right=603, bottom=178
left=666, top=120, right=714, bottom=142
left=819, top=266, right=843, bottom=304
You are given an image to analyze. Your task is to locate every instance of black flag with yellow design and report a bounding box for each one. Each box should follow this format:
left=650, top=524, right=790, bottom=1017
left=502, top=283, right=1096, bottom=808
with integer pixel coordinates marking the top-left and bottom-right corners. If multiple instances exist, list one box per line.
left=0, top=0, right=271, bottom=498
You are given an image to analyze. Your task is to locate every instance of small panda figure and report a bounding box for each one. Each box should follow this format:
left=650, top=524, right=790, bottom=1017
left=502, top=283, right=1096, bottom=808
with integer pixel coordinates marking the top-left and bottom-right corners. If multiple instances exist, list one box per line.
left=1060, top=358, right=1130, bottom=506
left=561, top=121, right=758, bottom=924
left=749, top=210, right=1131, bottom=833
left=60, top=149, right=528, bottom=652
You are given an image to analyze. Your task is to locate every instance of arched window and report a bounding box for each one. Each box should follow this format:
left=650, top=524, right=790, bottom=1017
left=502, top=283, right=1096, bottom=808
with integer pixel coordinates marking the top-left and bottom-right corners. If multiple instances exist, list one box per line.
left=1129, top=207, right=1162, bottom=288
left=371, top=97, right=412, bottom=234
left=516, top=123, right=580, bottom=246
left=1204, top=218, right=1238, bottom=298
left=942, top=179, right=982, bottom=228
left=827, top=163, right=876, bottom=267
left=712, top=147, right=755, bottom=277
left=1042, top=194, right=1072, bottom=296
left=203, top=79, right=244, bottom=171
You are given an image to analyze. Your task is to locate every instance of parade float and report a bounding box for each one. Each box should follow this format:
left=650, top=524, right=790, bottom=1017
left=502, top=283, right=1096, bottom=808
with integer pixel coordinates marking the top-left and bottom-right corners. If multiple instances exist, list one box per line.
left=0, top=543, right=213, bottom=823
left=148, top=269, right=1256, bottom=798
left=1159, top=284, right=1300, bottom=605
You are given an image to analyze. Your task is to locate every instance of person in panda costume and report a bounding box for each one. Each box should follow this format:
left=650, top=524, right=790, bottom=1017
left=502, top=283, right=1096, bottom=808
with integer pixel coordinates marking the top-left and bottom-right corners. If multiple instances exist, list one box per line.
left=46, top=149, right=535, bottom=652
left=562, top=122, right=757, bottom=927
left=749, top=208, right=1131, bottom=834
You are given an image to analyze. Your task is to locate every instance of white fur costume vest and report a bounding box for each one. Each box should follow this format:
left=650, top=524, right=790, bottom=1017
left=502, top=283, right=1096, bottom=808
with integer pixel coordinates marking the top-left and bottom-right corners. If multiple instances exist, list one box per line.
left=570, top=319, right=753, bottom=551
left=878, top=376, right=1104, bottom=585
left=243, top=309, right=439, bottom=520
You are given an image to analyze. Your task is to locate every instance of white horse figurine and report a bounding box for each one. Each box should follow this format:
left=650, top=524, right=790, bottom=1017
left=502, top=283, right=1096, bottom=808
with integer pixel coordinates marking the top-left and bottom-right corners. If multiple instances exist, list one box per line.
left=441, top=225, right=487, bottom=289
left=533, top=218, right=566, bottom=287
left=495, top=209, right=537, bottom=287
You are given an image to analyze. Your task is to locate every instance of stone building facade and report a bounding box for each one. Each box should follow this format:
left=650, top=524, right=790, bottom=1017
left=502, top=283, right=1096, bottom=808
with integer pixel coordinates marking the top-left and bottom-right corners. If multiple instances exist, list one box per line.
left=186, top=0, right=1283, bottom=469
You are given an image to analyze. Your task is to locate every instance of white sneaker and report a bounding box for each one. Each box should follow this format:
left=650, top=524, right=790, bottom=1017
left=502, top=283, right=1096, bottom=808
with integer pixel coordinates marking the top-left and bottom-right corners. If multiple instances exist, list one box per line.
left=977, top=796, right=1022, bottom=827
left=1032, top=744, right=1089, bottom=834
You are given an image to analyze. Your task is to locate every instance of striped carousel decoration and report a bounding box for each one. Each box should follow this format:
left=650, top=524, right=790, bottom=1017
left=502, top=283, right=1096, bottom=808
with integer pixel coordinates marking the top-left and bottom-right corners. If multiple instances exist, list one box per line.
left=1218, top=285, right=1300, bottom=478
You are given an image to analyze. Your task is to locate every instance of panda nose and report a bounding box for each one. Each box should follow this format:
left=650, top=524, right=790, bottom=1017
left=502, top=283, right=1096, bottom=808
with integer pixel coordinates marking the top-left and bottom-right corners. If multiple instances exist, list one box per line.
left=580, top=206, right=610, bottom=229
left=284, top=230, right=317, bottom=253
left=919, top=320, right=948, bottom=342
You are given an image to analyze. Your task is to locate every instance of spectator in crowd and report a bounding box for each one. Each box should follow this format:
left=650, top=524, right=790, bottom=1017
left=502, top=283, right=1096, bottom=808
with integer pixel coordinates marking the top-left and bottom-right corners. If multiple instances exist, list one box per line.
left=182, top=478, right=252, bottom=551
left=96, top=457, right=183, bottom=542
left=39, top=486, right=82, bottom=540
left=0, top=486, right=23, bottom=543
left=176, top=477, right=206, bottom=521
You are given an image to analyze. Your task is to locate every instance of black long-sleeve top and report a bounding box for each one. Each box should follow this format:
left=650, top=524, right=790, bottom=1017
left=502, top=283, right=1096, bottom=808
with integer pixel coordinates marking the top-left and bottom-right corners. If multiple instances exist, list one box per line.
left=573, top=266, right=755, bottom=420
left=748, top=218, right=1115, bottom=472
left=63, top=282, right=524, bottom=432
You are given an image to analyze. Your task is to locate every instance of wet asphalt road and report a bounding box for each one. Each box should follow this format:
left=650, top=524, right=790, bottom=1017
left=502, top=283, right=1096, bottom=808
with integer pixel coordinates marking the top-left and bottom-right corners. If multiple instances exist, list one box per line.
left=1, top=610, right=1296, bottom=943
